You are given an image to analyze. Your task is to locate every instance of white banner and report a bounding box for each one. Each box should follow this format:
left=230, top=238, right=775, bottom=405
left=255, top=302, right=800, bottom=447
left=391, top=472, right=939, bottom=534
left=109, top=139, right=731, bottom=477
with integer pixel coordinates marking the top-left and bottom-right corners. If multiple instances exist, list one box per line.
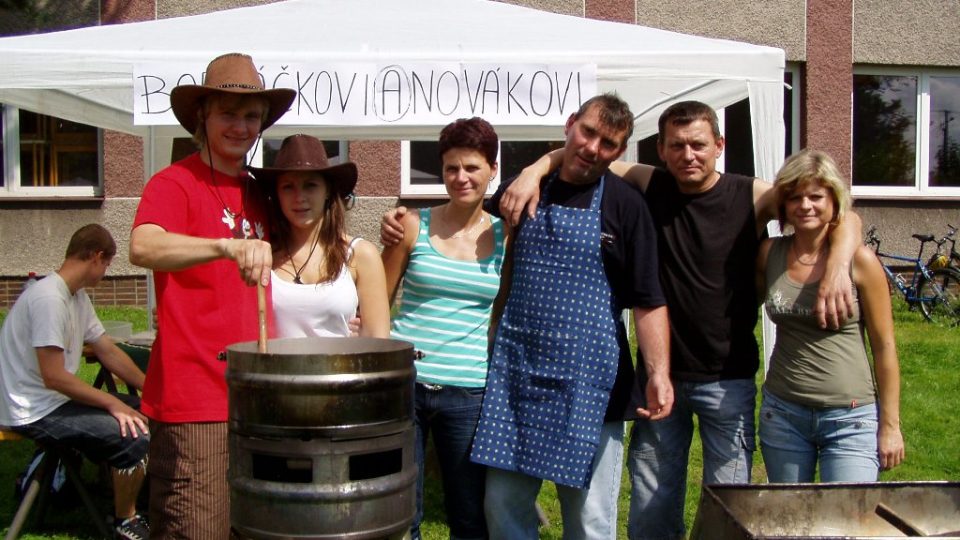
left=134, top=62, right=597, bottom=127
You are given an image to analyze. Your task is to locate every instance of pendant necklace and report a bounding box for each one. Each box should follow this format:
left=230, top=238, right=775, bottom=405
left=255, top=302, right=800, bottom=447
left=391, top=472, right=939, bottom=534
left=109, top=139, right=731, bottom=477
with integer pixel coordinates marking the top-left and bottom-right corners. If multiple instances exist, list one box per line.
left=205, top=147, right=247, bottom=227
left=287, top=231, right=322, bottom=284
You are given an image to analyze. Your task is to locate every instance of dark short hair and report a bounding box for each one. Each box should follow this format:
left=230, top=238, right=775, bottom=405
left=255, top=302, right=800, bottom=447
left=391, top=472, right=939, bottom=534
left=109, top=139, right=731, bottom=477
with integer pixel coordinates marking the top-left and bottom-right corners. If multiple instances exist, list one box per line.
left=574, top=92, right=634, bottom=144
left=65, top=224, right=116, bottom=261
left=438, top=117, right=500, bottom=165
left=657, top=100, right=721, bottom=143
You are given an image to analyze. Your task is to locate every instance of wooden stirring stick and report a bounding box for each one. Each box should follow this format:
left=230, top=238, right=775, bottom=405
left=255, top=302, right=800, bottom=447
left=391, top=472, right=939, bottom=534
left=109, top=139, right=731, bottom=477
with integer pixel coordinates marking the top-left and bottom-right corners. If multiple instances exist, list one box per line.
left=257, top=281, right=268, bottom=353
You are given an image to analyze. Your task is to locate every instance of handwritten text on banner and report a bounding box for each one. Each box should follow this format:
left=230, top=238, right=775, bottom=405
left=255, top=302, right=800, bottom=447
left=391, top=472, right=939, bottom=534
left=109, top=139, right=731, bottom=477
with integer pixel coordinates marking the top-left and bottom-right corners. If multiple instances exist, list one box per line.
left=133, top=62, right=597, bottom=126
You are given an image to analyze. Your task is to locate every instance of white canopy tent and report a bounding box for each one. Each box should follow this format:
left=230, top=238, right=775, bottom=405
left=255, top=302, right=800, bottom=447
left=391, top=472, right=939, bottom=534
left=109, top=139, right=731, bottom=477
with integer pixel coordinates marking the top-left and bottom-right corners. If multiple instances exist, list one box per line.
left=0, top=0, right=785, bottom=178
left=0, top=0, right=785, bottom=352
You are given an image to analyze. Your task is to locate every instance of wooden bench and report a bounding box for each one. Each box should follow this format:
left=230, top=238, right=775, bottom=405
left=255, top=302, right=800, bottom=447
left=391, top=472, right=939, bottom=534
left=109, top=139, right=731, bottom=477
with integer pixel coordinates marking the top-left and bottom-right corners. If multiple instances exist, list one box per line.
left=0, top=428, right=112, bottom=539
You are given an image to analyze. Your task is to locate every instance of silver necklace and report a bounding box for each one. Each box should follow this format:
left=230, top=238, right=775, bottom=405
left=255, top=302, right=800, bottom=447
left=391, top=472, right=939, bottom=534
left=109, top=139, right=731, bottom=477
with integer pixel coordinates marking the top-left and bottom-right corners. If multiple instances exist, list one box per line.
left=447, top=207, right=486, bottom=240
left=791, top=241, right=825, bottom=266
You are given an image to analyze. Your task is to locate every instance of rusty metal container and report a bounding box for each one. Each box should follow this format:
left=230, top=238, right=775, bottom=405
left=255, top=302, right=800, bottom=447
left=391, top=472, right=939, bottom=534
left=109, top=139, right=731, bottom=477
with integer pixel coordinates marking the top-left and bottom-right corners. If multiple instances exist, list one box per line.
left=690, top=482, right=960, bottom=539
left=226, top=337, right=416, bottom=540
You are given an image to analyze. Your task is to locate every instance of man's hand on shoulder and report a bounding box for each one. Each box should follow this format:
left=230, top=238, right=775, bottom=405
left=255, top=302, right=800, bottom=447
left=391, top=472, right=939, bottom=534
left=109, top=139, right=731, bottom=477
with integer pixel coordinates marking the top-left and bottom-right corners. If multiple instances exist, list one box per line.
left=380, top=207, right=408, bottom=247
left=817, top=261, right=855, bottom=330
left=500, top=169, right=541, bottom=227
left=752, top=178, right=779, bottom=233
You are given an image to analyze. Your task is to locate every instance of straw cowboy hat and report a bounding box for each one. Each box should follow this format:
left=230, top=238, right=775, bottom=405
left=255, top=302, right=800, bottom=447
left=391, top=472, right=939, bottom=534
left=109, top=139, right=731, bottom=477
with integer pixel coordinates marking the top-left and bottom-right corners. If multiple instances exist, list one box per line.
left=249, top=134, right=358, bottom=197
left=170, top=52, right=296, bottom=134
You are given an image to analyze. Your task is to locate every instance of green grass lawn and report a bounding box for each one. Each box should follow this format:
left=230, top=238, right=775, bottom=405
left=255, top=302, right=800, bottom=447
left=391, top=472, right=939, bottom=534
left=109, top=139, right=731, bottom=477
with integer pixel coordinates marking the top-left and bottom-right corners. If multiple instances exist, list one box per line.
left=0, top=301, right=957, bottom=539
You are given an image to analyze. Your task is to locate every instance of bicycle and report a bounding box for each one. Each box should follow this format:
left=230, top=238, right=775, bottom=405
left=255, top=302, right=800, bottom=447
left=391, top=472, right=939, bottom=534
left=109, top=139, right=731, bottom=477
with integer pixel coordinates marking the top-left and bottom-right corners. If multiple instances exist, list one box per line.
left=928, top=223, right=960, bottom=273
left=864, top=225, right=960, bottom=326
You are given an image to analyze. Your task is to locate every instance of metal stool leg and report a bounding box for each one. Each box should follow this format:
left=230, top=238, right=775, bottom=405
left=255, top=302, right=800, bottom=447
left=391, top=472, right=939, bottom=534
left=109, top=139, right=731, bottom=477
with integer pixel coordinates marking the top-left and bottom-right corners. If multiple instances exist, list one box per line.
left=5, top=447, right=114, bottom=540
left=58, top=452, right=113, bottom=539
left=4, top=452, right=57, bottom=540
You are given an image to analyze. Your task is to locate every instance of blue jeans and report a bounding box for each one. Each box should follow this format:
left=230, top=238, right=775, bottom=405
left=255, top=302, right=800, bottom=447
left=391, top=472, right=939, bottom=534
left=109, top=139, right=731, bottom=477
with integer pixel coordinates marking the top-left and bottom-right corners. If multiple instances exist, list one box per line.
left=13, top=393, right=149, bottom=470
left=627, top=378, right=756, bottom=540
left=411, top=383, right=487, bottom=540
left=484, top=421, right=623, bottom=540
left=759, top=387, right=879, bottom=483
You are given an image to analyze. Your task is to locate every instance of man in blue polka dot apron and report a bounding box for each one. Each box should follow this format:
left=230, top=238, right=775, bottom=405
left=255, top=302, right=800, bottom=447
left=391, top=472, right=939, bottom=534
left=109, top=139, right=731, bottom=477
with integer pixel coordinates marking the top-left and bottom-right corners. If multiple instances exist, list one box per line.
left=471, top=93, right=673, bottom=540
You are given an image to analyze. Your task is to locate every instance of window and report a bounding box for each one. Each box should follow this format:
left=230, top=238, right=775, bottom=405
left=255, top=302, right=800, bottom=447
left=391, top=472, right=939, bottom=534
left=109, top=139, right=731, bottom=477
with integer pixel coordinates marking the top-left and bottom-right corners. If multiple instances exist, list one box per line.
left=852, top=68, right=960, bottom=197
left=1, top=104, right=102, bottom=197
left=930, top=76, right=960, bottom=188
left=785, top=64, right=801, bottom=156
left=401, top=140, right=562, bottom=197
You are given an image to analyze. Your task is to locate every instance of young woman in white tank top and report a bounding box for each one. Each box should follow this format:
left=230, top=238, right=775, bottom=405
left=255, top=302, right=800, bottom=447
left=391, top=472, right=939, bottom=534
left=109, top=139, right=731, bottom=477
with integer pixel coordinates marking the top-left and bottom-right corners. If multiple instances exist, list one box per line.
left=249, top=134, right=390, bottom=338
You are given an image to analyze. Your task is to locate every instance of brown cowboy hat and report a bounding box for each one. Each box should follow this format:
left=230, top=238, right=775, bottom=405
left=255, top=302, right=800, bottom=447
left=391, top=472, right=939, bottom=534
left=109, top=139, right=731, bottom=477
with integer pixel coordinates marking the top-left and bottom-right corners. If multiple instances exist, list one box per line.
left=248, top=134, right=358, bottom=197
left=170, top=52, right=297, bottom=134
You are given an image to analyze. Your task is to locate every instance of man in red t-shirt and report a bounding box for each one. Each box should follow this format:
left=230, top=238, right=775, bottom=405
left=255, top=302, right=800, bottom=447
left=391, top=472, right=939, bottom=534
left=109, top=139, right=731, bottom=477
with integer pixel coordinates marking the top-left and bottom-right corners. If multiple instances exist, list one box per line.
left=129, top=53, right=294, bottom=539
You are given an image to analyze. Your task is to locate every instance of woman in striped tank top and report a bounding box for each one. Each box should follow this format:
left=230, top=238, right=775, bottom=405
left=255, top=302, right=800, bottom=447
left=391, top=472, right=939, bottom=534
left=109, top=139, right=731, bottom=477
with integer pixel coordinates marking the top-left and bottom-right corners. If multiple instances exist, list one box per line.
left=382, top=117, right=510, bottom=540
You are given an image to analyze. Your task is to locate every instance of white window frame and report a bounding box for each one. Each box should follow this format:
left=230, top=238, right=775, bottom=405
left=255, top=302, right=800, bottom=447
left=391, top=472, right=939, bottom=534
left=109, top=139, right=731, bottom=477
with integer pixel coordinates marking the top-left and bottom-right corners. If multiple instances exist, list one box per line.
left=400, top=140, right=503, bottom=198
left=852, top=66, right=960, bottom=198
left=786, top=62, right=802, bottom=156
left=1, top=104, right=104, bottom=198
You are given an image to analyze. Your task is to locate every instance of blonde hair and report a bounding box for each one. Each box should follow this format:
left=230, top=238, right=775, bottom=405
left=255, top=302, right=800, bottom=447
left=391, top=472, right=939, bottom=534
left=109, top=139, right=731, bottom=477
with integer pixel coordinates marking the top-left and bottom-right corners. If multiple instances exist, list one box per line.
left=774, top=149, right=851, bottom=229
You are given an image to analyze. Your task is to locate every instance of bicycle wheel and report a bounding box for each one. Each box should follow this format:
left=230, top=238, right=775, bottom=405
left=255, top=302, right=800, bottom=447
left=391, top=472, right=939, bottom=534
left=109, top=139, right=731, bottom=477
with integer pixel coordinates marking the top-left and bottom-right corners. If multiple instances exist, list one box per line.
left=917, top=268, right=960, bottom=326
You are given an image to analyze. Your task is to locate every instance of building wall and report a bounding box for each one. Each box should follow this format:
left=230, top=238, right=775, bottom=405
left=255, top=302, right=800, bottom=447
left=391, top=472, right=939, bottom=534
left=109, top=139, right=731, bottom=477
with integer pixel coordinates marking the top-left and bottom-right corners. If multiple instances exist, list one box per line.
left=855, top=199, right=960, bottom=270
left=853, top=0, right=960, bottom=66
left=0, top=199, right=141, bottom=276
left=497, top=0, right=582, bottom=17
left=0, top=1, right=98, bottom=35
left=804, top=0, right=852, bottom=176
left=156, top=0, right=283, bottom=18
left=634, top=0, right=806, bottom=61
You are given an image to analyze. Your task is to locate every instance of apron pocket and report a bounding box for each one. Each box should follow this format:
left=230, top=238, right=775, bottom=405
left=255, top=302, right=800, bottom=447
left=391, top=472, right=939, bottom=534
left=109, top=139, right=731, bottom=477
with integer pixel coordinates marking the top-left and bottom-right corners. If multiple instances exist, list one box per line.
left=567, top=383, right=609, bottom=442
left=493, top=322, right=598, bottom=436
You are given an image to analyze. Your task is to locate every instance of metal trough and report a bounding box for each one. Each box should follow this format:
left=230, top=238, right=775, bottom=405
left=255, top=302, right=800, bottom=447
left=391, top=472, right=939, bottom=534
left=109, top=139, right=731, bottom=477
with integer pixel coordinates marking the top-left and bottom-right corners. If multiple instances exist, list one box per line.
left=690, top=482, right=960, bottom=539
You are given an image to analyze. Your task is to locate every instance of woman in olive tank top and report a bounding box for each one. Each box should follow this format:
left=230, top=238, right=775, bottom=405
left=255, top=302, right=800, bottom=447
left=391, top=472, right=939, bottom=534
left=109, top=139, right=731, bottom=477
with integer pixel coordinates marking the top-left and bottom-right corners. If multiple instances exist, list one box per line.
left=755, top=149, right=904, bottom=482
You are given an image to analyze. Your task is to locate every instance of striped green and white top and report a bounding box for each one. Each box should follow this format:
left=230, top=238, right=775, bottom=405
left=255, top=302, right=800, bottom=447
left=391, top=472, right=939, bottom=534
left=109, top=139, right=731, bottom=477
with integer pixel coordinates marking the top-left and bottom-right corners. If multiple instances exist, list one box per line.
left=391, top=208, right=507, bottom=387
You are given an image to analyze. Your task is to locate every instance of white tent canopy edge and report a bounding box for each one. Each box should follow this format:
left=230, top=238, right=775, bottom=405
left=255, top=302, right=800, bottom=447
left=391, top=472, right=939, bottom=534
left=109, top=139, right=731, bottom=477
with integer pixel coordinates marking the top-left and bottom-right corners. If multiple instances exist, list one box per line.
left=0, top=0, right=784, bottom=161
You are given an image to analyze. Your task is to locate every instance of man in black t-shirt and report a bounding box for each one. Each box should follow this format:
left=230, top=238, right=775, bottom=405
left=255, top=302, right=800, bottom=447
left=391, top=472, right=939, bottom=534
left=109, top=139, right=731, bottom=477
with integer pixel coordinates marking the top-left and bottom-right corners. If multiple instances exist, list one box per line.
left=499, top=100, right=862, bottom=540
